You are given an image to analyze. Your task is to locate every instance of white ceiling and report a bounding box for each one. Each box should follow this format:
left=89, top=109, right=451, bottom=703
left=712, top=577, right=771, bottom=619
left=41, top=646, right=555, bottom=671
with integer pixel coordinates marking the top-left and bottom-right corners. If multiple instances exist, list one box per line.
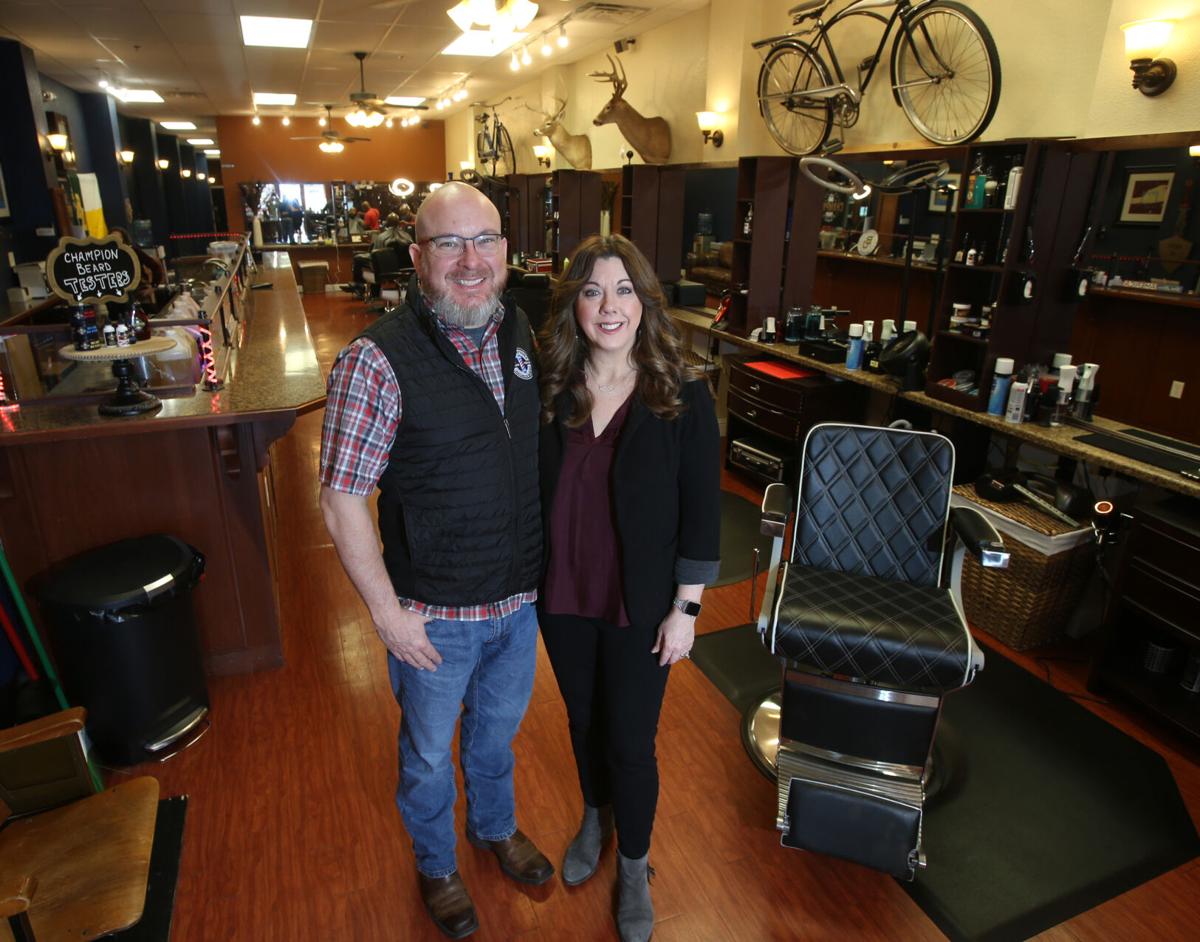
left=0, top=1, right=707, bottom=140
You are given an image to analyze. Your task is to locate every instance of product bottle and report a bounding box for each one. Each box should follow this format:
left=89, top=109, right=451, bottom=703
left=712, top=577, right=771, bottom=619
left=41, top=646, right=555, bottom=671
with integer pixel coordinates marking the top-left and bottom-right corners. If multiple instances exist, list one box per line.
left=966, top=242, right=978, bottom=266
left=845, top=324, right=865, bottom=370
left=965, top=153, right=988, bottom=210
left=70, top=306, right=88, bottom=351
left=1003, top=157, right=1024, bottom=210
left=1051, top=364, right=1077, bottom=427
left=742, top=205, right=753, bottom=238
left=955, top=231, right=971, bottom=264
left=902, top=319, right=918, bottom=335
left=862, top=321, right=880, bottom=370
left=880, top=319, right=897, bottom=342
left=103, top=322, right=117, bottom=347
left=987, top=357, right=1015, bottom=416
left=1004, top=377, right=1028, bottom=424
left=128, top=300, right=150, bottom=343
left=82, top=305, right=101, bottom=350
left=1073, top=363, right=1100, bottom=419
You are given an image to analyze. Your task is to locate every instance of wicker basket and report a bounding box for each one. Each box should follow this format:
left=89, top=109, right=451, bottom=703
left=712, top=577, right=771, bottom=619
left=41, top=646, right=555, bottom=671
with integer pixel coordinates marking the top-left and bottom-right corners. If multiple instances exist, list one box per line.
left=952, top=485, right=1095, bottom=651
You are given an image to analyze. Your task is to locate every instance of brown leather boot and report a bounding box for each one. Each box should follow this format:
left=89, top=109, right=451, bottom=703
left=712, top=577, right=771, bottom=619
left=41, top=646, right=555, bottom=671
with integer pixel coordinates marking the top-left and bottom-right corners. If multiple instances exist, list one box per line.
left=418, top=871, right=479, bottom=939
left=467, top=828, right=555, bottom=885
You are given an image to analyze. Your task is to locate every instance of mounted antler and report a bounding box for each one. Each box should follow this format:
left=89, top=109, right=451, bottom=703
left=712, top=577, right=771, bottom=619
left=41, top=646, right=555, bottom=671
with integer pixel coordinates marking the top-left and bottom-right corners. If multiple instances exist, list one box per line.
left=588, top=55, right=628, bottom=98
left=523, top=96, right=592, bottom=170
left=589, top=54, right=670, bottom=165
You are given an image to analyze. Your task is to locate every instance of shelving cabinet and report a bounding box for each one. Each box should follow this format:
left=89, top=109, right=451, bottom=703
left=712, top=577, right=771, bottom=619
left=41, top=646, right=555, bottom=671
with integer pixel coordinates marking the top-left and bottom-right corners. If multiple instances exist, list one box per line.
left=924, top=140, right=1100, bottom=411
left=619, top=165, right=685, bottom=282
left=544, top=169, right=602, bottom=272
left=1089, top=499, right=1200, bottom=745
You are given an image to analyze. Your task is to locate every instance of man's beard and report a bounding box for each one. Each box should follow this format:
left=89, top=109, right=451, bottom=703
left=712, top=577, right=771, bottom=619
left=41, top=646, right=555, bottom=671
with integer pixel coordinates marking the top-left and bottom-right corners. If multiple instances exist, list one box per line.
left=435, top=292, right=497, bottom=328
left=419, top=267, right=505, bottom=328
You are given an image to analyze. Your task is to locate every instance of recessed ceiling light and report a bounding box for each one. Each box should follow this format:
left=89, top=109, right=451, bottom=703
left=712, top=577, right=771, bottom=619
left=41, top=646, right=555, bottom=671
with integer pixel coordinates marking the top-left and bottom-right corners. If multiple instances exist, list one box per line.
left=186, top=138, right=214, bottom=146
left=110, top=88, right=164, bottom=103
left=253, top=92, right=297, bottom=106
left=441, top=29, right=526, bottom=57
left=240, top=16, right=313, bottom=49
left=160, top=121, right=197, bottom=130
left=203, top=149, right=221, bottom=156
left=385, top=96, right=427, bottom=107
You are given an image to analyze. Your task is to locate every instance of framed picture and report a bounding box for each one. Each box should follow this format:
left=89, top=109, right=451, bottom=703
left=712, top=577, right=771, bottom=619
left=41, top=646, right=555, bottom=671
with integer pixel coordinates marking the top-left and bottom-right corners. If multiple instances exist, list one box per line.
left=1119, top=169, right=1174, bottom=224
left=928, top=174, right=960, bottom=213
left=0, top=163, right=9, bottom=218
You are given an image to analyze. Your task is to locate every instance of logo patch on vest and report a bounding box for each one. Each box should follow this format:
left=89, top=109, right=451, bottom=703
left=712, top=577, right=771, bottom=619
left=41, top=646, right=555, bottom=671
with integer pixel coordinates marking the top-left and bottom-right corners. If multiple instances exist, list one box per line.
left=513, top=347, right=533, bottom=380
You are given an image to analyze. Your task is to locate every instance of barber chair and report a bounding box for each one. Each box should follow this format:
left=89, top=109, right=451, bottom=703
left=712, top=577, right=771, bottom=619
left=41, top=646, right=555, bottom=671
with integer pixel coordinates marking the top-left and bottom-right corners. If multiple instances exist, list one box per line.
left=505, top=268, right=552, bottom=333
left=748, top=423, right=1008, bottom=879
left=362, top=247, right=412, bottom=314
left=0, top=707, right=159, bottom=940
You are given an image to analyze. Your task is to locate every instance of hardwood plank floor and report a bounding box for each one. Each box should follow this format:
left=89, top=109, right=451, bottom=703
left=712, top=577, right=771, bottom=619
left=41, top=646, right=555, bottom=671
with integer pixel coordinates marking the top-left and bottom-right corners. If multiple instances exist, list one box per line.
left=103, top=290, right=1200, bottom=941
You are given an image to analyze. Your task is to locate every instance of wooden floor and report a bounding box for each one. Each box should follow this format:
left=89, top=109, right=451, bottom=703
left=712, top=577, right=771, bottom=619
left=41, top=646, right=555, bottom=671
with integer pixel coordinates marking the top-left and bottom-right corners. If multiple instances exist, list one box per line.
left=109, top=290, right=1200, bottom=941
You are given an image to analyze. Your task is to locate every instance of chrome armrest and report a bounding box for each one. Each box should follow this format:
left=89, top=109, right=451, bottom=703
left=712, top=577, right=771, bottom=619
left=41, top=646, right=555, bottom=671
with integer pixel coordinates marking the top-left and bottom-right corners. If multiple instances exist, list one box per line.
left=756, top=483, right=792, bottom=648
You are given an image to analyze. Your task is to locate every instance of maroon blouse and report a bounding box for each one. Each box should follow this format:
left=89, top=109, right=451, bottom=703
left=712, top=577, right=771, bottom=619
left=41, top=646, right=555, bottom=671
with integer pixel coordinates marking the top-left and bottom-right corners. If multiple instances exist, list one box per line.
left=542, top=396, right=634, bottom=626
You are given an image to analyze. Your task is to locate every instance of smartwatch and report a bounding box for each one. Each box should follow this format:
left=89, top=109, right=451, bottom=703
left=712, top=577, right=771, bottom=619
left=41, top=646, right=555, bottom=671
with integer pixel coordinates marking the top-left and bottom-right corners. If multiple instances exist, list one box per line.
left=672, top=598, right=702, bottom=617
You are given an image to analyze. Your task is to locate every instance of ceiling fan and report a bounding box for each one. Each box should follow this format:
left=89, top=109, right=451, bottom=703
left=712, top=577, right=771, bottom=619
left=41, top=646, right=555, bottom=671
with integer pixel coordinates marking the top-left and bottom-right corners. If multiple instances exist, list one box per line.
left=291, top=105, right=370, bottom=152
left=346, top=51, right=391, bottom=128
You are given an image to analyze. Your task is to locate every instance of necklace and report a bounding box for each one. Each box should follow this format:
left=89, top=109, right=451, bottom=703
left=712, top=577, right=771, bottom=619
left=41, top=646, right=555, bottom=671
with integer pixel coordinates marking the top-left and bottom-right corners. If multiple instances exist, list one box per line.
left=586, top=364, right=636, bottom=394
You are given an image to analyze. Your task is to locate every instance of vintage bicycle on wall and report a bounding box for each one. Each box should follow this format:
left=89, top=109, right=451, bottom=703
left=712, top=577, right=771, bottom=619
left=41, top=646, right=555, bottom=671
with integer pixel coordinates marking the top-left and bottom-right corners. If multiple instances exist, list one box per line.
left=474, top=98, right=517, bottom=177
left=754, top=0, right=1002, bottom=156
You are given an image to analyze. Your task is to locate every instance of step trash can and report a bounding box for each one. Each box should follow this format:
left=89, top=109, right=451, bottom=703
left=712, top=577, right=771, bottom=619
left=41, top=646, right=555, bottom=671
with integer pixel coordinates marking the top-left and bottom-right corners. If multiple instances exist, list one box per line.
left=38, top=534, right=209, bottom=765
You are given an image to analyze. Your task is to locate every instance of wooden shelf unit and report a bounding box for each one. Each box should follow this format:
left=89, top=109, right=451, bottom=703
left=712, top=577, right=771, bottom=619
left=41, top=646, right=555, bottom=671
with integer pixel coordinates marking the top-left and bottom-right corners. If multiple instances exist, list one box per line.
left=545, top=169, right=602, bottom=273
left=620, top=165, right=686, bottom=282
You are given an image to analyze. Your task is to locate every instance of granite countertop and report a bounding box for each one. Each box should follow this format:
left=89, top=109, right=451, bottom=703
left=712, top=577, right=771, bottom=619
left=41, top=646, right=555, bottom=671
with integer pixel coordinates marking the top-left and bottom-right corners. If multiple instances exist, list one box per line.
left=670, top=307, right=1200, bottom=501
left=0, top=253, right=327, bottom=443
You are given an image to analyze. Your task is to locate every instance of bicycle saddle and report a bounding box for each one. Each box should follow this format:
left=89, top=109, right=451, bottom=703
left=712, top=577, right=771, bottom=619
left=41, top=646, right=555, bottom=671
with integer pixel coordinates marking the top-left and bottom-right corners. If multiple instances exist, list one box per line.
left=789, top=0, right=833, bottom=21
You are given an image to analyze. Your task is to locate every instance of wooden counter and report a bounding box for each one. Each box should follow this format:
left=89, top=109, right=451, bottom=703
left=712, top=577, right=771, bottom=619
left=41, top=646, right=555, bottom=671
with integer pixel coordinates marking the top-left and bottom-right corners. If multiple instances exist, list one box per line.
left=671, top=306, right=1200, bottom=502
left=0, top=254, right=327, bottom=675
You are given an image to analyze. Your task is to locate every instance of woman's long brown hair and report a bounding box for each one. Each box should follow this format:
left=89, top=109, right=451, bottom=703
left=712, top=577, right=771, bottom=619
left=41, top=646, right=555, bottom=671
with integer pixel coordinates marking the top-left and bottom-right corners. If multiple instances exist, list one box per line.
left=537, top=233, right=697, bottom=427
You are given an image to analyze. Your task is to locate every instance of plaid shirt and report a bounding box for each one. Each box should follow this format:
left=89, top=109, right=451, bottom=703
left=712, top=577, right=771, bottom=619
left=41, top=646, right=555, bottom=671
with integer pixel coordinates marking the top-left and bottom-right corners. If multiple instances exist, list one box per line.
left=319, top=300, right=536, bottom=621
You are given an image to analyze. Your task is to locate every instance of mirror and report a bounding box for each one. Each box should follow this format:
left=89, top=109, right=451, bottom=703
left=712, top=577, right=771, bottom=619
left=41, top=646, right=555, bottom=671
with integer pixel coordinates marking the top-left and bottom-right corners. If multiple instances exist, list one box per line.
left=1082, top=143, right=1199, bottom=294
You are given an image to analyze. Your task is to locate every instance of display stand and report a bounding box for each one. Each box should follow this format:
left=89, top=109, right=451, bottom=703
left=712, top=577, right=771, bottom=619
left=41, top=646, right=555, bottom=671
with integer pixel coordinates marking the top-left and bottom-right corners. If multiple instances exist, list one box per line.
left=58, top=336, right=176, bottom=416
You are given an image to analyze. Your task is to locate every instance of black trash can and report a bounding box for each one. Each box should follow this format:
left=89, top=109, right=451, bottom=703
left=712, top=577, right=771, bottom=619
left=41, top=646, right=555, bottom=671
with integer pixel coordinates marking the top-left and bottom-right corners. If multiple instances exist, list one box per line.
left=38, top=534, right=209, bottom=765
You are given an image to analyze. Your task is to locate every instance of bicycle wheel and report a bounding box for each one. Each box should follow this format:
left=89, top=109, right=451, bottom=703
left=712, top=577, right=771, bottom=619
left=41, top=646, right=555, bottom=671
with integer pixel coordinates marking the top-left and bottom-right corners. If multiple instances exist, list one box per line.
left=494, top=124, right=517, bottom=177
left=757, top=41, right=833, bottom=157
left=890, top=1, right=1000, bottom=146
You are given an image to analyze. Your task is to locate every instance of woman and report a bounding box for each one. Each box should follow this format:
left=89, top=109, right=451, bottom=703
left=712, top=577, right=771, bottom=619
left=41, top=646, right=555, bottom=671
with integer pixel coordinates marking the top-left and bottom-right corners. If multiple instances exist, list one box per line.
left=537, top=234, right=720, bottom=941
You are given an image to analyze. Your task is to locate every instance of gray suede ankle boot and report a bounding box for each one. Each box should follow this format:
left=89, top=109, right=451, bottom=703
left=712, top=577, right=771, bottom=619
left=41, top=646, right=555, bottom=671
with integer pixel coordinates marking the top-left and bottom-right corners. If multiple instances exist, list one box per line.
left=616, top=850, right=654, bottom=942
left=562, top=804, right=613, bottom=886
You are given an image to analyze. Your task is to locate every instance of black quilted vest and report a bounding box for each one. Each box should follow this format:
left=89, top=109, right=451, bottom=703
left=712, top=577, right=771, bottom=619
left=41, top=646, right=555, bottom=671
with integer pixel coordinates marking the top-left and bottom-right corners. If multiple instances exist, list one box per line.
left=359, top=291, right=542, bottom=606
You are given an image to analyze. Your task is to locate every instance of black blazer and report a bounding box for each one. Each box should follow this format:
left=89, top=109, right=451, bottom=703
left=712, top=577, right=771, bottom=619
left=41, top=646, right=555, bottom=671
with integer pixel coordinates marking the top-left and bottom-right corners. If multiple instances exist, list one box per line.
left=539, top=378, right=722, bottom=627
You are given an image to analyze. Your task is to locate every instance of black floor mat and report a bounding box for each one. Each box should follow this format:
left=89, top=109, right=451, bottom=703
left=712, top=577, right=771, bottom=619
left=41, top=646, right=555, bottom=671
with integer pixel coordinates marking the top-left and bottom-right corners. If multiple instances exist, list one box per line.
left=690, top=624, right=1200, bottom=941
left=713, top=491, right=775, bottom=589
left=1076, top=431, right=1200, bottom=475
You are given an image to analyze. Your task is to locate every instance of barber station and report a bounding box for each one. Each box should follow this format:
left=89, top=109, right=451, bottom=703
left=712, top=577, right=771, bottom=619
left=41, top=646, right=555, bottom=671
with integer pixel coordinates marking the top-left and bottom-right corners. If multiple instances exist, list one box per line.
left=2, top=2, right=1199, bottom=941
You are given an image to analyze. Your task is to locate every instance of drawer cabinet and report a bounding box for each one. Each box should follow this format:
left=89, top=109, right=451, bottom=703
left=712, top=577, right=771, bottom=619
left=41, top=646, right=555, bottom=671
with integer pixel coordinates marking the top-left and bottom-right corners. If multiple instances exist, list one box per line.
left=724, top=356, right=864, bottom=483
left=1089, top=497, right=1200, bottom=743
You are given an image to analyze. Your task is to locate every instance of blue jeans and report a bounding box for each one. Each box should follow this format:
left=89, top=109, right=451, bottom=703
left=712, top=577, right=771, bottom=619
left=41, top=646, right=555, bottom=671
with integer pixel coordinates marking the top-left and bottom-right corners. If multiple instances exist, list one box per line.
left=387, top=603, right=538, bottom=878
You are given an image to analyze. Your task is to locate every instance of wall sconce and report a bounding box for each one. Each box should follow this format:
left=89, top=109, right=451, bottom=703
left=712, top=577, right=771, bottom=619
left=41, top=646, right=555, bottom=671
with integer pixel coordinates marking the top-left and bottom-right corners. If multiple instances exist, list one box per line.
left=1190, top=144, right=1200, bottom=158
left=696, top=112, right=724, bottom=147
left=532, top=141, right=552, bottom=168
left=1122, top=19, right=1177, bottom=96
left=47, top=132, right=69, bottom=151
left=119, top=150, right=135, bottom=164
left=181, top=168, right=193, bottom=178
left=156, top=158, right=170, bottom=170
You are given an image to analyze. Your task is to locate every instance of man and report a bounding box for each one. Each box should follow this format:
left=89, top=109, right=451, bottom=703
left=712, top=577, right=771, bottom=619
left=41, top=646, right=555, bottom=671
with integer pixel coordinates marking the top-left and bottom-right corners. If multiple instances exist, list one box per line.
left=319, top=183, right=550, bottom=939
left=372, top=212, right=412, bottom=251
left=362, top=199, right=381, bottom=230
left=346, top=205, right=364, bottom=238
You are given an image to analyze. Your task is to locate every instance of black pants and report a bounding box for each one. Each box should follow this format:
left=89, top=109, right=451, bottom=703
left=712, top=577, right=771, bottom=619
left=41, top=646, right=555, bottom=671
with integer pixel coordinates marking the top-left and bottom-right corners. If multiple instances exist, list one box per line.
left=539, top=612, right=670, bottom=858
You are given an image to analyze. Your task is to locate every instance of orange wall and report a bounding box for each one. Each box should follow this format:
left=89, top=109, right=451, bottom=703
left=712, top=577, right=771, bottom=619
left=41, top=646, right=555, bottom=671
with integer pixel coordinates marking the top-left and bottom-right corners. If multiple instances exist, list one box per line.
left=215, top=115, right=446, bottom=233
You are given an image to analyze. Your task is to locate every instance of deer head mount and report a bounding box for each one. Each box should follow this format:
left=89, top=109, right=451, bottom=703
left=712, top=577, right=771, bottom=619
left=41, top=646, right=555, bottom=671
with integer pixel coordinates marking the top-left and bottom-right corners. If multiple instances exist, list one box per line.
left=524, top=98, right=593, bottom=170
left=589, top=54, right=671, bottom=165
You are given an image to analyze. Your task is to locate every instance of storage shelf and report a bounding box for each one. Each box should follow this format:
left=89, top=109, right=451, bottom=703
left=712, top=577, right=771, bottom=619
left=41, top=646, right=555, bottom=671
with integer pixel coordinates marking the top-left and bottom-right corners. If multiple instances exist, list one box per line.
left=957, top=207, right=1011, bottom=215
left=1092, top=661, right=1200, bottom=740
left=816, top=250, right=937, bottom=271
left=948, top=262, right=1005, bottom=273
left=936, top=329, right=989, bottom=346
left=1088, top=286, right=1200, bottom=310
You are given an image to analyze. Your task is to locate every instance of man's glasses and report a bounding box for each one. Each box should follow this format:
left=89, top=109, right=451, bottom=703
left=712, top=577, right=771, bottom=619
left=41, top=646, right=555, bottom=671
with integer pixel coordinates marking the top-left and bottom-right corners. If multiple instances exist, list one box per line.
left=418, top=233, right=504, bottom=258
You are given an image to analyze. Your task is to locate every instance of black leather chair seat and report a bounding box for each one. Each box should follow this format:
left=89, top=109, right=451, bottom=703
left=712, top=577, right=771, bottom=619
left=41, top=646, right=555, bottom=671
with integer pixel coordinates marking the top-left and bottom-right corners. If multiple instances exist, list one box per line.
left=771, top=565, right=972, bottom=693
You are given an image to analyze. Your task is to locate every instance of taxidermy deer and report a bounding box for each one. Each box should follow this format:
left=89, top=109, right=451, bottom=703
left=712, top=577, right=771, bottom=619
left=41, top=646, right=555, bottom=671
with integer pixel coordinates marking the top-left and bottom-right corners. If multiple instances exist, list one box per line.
left=527, top=98, right=593, bottom=170
left=589, top=55, right=671, bottom=165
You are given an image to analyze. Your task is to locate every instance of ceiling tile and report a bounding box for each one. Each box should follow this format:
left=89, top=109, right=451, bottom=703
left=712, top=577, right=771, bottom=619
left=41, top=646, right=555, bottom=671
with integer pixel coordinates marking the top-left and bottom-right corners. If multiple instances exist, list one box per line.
left=318, top=0, right=413, bottom=27
left=149, top=13, right=240, bottom=45
left=142, top=0, right=235, bottom=13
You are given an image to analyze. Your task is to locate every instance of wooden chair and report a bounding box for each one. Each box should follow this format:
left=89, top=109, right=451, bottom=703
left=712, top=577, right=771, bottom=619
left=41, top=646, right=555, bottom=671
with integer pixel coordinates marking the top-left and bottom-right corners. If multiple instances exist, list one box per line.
left=0, top=708, right=159, bottom=941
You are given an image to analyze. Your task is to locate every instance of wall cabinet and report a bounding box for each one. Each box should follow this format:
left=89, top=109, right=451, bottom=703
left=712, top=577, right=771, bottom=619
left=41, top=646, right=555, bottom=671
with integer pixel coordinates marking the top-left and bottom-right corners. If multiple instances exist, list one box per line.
left=620, top=165, right=685, bottom=282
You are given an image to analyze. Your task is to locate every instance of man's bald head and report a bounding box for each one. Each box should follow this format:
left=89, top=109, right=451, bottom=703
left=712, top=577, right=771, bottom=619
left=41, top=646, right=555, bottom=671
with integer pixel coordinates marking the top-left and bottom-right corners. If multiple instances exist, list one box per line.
left=415, top=183, right=501, bottom=242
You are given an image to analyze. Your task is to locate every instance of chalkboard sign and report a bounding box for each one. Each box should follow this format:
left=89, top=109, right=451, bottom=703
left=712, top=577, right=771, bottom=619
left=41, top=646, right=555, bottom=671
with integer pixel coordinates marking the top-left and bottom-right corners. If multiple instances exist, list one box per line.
left=46, top=233, right=142, bottom=305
